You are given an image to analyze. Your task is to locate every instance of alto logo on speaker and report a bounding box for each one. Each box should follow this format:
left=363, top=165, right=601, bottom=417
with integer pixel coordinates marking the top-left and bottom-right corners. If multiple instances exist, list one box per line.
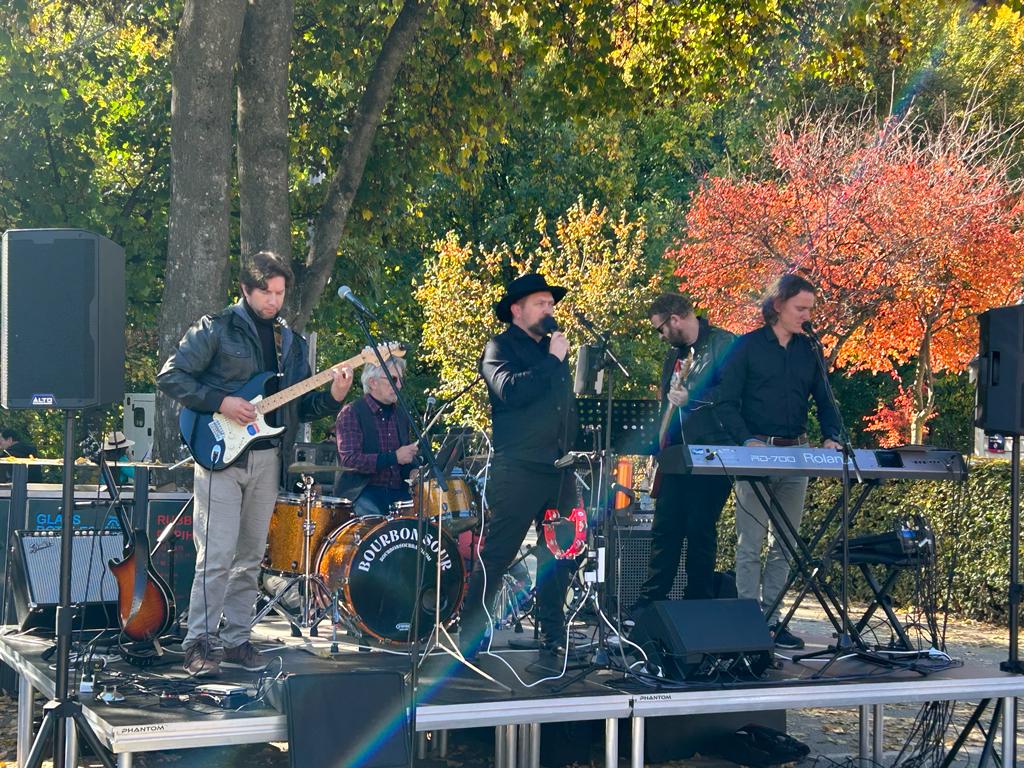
left=31, top=394, right=55, bottom=406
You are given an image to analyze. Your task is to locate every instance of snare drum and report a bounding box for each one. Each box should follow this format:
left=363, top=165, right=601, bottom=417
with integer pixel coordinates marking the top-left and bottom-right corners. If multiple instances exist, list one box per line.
left=264, top=493, right=353, bottom=575
left=316, top=515, right=465, bottom=643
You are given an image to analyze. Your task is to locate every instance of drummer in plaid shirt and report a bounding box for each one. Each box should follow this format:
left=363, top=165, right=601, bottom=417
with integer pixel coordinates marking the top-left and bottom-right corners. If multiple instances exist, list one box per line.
left=334, top=356, right=420, bottom=516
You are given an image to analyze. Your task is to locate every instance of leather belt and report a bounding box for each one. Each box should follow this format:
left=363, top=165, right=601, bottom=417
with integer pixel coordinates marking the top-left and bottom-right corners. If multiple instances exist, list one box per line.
left=753, top=434, right=807, bottom=447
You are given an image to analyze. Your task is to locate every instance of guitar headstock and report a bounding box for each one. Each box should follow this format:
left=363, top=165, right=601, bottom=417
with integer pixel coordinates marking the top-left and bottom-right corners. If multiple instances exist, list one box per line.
left=358, top=342, right=407, bottom=367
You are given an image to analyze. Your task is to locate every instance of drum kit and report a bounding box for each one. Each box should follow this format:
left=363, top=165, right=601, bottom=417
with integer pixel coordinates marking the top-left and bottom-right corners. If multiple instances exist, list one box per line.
left=255, top=462, right=482, bottom=645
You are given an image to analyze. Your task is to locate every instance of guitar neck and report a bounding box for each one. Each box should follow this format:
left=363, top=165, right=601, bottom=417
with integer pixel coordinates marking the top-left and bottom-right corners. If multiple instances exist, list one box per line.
left=256, top=352, right=364, bottom=415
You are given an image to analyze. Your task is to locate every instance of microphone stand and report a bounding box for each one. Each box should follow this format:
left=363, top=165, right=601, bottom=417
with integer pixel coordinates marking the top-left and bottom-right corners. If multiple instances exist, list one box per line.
left=343, top=298, right=506, bottom=742
left=794, top=330, right=887, bottom=675
left=551, top=320, right=632, bottom=689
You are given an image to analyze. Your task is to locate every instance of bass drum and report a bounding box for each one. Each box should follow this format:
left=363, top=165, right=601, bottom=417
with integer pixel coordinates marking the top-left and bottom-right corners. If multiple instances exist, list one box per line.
left=316, top=516, right=465, bottom=644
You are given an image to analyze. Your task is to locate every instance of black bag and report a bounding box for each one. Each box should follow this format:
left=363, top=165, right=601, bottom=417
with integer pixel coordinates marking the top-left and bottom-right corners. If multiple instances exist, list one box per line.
left=711, top=723, right=810, bottom=767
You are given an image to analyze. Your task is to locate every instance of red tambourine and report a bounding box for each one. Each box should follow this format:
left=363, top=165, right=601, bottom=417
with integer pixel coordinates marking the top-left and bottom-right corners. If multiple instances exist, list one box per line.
left=543, top=506, right=588, bottom=559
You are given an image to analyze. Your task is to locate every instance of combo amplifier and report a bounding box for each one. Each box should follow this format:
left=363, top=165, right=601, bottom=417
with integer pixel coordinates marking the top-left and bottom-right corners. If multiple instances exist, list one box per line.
left=609, top=519, right=686, bottom=611
left=10, top=529, right=121, bottom=631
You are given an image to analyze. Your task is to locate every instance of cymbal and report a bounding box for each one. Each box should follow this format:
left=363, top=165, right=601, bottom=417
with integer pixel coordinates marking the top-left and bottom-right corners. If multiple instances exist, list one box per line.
left=287, top=462, right=352, bottom=474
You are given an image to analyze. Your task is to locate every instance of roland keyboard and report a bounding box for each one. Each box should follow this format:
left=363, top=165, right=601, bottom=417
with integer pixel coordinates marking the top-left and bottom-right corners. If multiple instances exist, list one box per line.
left=658, top=444, right=966, bottom=482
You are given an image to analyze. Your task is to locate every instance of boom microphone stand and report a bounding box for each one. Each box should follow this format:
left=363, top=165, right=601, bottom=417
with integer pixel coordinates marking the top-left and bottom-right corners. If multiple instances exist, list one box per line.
left=792, top=323, right=889, bottom=675
left=24, top=410, right=116, bottom=768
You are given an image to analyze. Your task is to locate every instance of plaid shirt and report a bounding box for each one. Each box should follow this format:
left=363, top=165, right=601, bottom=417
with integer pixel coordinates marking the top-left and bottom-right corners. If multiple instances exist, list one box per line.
left=335, top=395, right=404, bottom=489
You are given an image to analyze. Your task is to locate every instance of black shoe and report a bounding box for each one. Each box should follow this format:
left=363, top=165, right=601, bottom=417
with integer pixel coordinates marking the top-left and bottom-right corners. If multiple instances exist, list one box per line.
left=770, top=624, right=805, bottom=650
left=540, top=639, right=589, bottom=661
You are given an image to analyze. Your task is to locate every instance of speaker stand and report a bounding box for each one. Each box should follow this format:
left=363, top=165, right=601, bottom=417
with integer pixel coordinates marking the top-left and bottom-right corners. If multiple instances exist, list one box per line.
left=24, top=410, right=115, bottom=768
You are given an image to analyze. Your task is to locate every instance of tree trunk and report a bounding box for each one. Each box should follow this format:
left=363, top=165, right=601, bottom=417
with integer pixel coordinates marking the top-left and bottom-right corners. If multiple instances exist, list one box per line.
left=292, top=0, right=432, bottom=330
left=154, top=0, right=246, bottom=461
left=910, top=330, right=935, bottom=445
left=238, top=0, right=294, bottom=272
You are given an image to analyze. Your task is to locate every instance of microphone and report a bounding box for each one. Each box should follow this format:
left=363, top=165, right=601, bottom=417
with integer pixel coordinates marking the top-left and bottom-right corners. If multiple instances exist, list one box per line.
left=540, top=315, right=559, bottom=334
left=573, top=310, right=597, bottom=333
left=801, top=321, right=822, bottom=346
left=337, top=285, right=376, bottom=319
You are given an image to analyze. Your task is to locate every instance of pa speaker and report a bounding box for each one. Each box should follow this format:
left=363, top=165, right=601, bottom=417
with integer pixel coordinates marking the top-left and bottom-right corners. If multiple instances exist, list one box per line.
left=629, top=598, right=773, bottom=681
left=976, top=305, right=1024, bottom=435
left=10, top=529, right=121, bottom=631
left=1, top=228, right=125, bottom=409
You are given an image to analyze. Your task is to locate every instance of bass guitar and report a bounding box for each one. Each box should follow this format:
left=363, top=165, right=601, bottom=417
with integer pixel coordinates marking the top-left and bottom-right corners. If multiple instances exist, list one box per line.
left=180, top=342, right=405, bottom=471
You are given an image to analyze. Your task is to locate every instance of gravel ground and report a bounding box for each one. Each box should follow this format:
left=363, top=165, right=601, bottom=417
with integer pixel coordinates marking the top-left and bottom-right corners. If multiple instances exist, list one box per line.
left=0, top=604, right=1019, bottom=767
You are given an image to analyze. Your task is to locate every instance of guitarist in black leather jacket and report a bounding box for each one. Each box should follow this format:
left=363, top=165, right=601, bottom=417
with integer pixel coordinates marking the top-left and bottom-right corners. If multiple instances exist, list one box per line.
left=633, top=292, right=735, bottom=613
left=157, top=251, right=352, bottom=677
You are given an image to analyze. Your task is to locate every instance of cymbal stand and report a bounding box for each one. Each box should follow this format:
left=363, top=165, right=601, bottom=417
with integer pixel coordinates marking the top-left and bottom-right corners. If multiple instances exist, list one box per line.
left=415, top=467, right=511, bottom=691
left=251, top=475, right=332, bottom=632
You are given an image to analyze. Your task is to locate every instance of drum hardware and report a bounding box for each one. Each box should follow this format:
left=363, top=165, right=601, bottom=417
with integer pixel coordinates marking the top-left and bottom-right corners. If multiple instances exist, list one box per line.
left=412, top=473, right=511, bottom=692
left=252, top=476, right=339, bottom=633
left=286, top=461, right=355, bottom=474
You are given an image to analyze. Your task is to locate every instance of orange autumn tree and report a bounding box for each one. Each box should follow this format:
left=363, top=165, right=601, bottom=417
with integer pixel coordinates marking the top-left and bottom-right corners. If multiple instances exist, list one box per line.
left=669, top=108, right=1024, bottom=444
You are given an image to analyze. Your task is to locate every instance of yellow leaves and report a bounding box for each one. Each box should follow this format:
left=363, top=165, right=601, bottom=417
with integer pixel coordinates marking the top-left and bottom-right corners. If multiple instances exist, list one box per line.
left=416, top=200, right=658, bottom=429
left=361, top=208, right=373, bottom=221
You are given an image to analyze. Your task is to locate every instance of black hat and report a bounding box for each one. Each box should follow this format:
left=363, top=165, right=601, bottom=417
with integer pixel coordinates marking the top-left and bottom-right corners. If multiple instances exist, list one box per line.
left=493, top=273, right=567, bottom=323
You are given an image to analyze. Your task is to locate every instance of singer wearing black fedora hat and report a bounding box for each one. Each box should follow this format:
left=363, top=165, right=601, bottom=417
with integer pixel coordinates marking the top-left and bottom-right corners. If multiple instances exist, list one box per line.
left=459, top=273, right=582, bottom=660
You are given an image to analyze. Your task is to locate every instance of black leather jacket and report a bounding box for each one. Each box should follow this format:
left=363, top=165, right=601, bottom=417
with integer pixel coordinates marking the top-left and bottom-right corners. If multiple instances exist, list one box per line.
left=659, top=317, right=736, bottom=446
left=157, top=300, right=340, bottom=463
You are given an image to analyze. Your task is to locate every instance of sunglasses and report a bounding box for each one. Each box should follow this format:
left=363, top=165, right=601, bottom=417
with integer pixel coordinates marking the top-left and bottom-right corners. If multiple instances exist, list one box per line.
left=653, top=315, right=672, bottom=335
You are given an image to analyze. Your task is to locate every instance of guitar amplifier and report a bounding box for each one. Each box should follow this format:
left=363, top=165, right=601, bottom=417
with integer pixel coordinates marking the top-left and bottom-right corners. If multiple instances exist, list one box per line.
left=10, top=529, right=121, bottom=631
left=287, top=441, right=343, bottom=491
left=609, top=518, right=687, bottom=610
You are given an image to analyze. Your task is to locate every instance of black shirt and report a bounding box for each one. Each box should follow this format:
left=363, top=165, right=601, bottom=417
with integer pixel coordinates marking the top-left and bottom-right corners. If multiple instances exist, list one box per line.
left=715, top=325, right=841, bottom=444
left=479, top=324, right=577, bottom=467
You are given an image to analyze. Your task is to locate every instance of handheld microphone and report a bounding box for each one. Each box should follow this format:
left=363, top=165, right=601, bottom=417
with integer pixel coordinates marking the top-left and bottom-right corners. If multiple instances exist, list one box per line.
left=540, top=315, right=559, bottom=334
left=337, top=285, right=376, bottom=319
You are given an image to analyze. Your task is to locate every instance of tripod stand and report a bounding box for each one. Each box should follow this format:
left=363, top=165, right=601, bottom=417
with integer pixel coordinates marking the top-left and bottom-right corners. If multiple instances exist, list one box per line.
left=251, top=475, right=333, bottom=632
left=23, top=410, right=115, bottom=768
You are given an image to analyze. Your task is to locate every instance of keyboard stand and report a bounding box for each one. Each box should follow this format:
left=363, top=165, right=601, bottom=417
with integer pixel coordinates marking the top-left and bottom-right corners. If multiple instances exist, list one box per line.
left=766, top=480, right=879, bottom=638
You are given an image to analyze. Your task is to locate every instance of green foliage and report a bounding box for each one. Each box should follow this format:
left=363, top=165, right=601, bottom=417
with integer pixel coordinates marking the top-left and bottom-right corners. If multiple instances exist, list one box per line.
left=0, top=1, right=173, bottom=452
left=716, top=459, right=1017, bottom=624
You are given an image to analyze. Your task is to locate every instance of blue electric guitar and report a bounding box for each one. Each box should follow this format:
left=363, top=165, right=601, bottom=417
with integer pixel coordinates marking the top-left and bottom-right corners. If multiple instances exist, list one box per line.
left=180, top=342, right=405, bottom=470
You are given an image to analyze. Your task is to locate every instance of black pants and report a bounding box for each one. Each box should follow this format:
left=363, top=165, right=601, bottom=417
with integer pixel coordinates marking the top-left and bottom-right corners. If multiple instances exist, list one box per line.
left=637, top=473, right=732, bottom=605
left=462, top=460, right=577, bottom=645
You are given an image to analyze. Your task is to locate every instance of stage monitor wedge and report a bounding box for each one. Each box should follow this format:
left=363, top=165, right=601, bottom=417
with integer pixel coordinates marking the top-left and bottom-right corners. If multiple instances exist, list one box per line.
left=1, top=228, right=125, bottom=409
left=976, top=305, right=1024, bottom=435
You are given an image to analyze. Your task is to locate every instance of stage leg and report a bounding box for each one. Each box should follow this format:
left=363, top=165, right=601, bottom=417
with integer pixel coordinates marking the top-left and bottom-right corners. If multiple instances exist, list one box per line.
left=117, top=753, right=133, bottom=768
left=604, top=717, right=618, bottom=768
left=495, top=725, right=506, bottom=768
left=64, top=720, right=78, bottom=768
left=504, top=724, right=517, bottom=768
left=416, top=732, right=427, bottom=759
left=528, top=723, right=540, bottom=768
left=872, top=704, right=884, bottom=764
left=517, top=722, right=529, bottom=767
left=631, top=717, right=644, bottom=768
left=438, top=729, right=448, bottom=758
left=17, top=675, right=33, bottom=768
left=858, top=704, right=869, bottom=761
left=1002, top=695, right=1016, bottom=766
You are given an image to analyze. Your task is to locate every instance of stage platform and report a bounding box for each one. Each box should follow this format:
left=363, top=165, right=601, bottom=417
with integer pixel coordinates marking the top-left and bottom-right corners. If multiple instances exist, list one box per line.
left=2, top=617, right=1023, bottom=768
